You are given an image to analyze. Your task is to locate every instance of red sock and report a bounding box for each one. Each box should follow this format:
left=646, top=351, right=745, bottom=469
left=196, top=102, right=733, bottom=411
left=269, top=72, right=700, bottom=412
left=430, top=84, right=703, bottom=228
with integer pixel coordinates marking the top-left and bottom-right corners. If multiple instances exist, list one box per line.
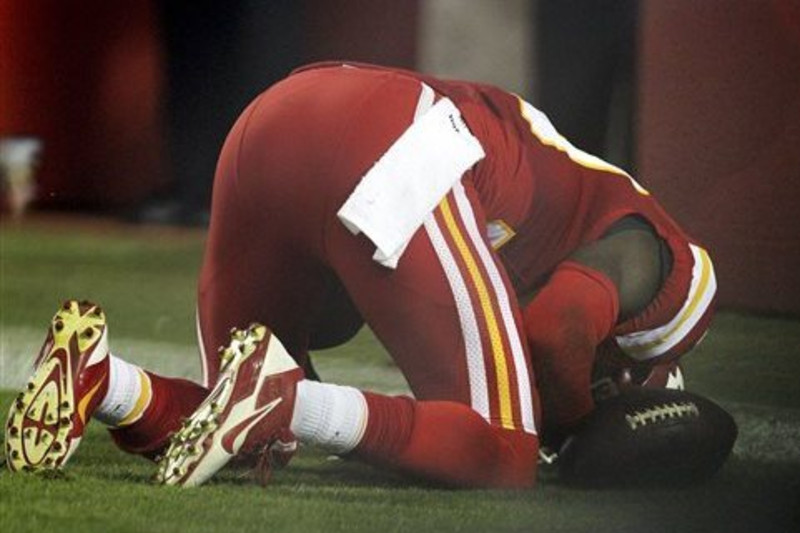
left=353, top=393, right=538, bottom=488
left=109, top=372, right=208, bottom=459
left=523, top=261, right=619, bottom=434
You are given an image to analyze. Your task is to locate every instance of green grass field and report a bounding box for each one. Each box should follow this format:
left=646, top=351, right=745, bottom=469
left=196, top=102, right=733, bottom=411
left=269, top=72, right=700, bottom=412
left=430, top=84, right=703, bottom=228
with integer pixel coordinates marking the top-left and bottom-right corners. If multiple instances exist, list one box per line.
left=1, top=215, right=799, bottom=533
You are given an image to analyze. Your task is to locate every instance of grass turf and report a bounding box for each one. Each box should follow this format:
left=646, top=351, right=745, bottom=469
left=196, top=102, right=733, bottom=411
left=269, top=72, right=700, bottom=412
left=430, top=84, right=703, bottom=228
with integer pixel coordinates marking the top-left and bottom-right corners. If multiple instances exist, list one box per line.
left=1, top=215, right=799, bottom=532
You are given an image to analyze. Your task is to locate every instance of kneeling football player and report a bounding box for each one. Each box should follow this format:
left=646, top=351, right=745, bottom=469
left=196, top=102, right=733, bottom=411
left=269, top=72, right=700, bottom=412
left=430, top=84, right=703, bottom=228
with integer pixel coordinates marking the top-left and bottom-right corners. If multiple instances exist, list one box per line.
left=5, top=62, right=715, bottom=488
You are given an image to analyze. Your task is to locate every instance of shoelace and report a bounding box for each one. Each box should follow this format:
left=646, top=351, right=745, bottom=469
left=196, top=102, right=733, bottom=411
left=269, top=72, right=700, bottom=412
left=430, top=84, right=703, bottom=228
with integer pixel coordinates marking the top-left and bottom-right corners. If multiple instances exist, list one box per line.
left=253, top=430, right=298, bottom=486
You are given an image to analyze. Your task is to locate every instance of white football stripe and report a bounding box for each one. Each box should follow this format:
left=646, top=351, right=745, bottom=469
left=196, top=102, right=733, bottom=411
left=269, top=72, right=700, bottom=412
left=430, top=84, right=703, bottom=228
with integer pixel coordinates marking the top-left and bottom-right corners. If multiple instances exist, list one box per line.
left=196, top=307, right=210, bottom=388
left=424, top=211, right=491, bottom=422
left=451, top=182, right=536, bottom=434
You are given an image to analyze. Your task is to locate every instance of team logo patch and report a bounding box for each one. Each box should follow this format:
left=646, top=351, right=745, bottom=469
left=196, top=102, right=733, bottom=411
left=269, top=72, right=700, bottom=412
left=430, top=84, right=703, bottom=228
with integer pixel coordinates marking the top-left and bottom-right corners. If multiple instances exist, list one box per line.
left=486, top=219, right=515, bottom=250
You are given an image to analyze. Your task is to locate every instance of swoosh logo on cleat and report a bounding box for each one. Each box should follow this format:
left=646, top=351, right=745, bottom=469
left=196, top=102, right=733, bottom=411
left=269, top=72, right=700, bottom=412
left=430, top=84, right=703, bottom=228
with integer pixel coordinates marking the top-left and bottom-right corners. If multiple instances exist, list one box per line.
left=220, top=398, right=283, bottom=455
left=77, top=371, right=106, bottom=424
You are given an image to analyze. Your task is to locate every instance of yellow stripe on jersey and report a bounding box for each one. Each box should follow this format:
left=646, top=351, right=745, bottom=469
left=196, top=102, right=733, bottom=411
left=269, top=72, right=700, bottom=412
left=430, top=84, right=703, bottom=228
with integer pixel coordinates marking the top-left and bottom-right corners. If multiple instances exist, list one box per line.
left=439, top=196, right=515, bottom=430
left=516, top=96, right=650, bottom=196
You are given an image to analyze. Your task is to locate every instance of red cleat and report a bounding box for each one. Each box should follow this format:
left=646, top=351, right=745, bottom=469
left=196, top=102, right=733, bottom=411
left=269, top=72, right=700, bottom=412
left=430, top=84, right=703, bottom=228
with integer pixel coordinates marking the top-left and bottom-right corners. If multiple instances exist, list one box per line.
left=5, top=300, right=110, bottom=472
left=155, top=324, right=303, bottom=487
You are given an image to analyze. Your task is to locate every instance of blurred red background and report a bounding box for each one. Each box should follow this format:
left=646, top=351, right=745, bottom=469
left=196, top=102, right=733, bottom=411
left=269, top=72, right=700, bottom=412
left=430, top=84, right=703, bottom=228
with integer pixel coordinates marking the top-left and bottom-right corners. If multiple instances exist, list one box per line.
left=1, top=0, right=797, bottom=313
left=637, top=0, right=800, bottom=314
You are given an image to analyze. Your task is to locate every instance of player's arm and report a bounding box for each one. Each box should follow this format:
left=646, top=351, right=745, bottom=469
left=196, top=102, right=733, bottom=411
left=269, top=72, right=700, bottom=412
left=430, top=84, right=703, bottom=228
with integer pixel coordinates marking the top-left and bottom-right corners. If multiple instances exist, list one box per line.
left=522, top=217, right=666, bottom=442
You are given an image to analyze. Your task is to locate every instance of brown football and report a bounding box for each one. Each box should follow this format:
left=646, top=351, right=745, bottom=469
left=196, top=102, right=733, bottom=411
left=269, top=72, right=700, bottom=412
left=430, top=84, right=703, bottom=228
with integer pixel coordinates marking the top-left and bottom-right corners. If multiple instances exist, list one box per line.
left=558, top=387, right=738, bottom=486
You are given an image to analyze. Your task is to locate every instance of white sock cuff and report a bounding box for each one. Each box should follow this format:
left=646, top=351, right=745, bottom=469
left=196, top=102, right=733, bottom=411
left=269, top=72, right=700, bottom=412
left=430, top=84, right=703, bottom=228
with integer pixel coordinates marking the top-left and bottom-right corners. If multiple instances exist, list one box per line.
left=290, top=380, right=368, bottom=455
left=94, top=354, right=149, bottom=426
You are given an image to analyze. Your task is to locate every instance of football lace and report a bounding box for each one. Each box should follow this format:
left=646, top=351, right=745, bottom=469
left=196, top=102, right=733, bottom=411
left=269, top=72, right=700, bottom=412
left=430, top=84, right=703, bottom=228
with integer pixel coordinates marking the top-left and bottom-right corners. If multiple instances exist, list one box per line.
left=625, top=402, right=699, bottom=430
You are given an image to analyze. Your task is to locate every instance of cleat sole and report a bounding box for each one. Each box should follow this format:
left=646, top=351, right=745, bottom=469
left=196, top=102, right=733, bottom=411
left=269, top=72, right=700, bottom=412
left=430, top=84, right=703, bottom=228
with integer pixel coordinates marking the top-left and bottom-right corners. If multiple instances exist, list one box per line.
left=4, top=300, right=106, bottom=472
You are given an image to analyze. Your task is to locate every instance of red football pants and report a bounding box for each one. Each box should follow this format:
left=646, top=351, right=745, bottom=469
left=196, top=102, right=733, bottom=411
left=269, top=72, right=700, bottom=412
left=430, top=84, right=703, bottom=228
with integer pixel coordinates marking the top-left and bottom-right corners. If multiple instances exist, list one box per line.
left=121, top=66, right=542, bottom=487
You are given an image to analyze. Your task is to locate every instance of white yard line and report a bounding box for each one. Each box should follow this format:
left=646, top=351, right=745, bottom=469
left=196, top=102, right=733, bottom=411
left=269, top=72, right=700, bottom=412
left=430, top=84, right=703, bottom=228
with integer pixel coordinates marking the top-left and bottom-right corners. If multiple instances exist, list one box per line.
left=0, top=325, right=410, bottom=394
left=0, top=325, right=202, bottom=388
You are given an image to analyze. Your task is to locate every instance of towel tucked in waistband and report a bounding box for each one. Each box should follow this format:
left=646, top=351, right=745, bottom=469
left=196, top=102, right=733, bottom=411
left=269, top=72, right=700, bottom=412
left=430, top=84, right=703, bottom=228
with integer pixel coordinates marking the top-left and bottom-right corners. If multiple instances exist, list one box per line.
left=337, top=83, right=485, bottom=268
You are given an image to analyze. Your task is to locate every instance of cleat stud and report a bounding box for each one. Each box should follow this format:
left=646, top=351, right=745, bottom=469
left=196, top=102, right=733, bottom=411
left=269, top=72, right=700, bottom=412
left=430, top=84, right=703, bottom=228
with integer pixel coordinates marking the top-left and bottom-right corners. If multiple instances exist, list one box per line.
left=46, top=414, right=55, bottom=423
left=11, top=450, right=20, bottom=459
left=82, top=328, right=94, bottom=339
left=63, top=302, right=72, bottom=310
left=52, top=442, right=63, bottom=452
left=54, top=320, right=64, bottom=332
left=9, top=426, right=20, bottom=437
left=61, top=401, right=70, bottom=410
left=24, top=428, right=33, bottom=439
left=26, top=382, right=35, bottom=391
left=60, top=417, right=71, bottom=426
left=15, top=400, right=25, bottom=411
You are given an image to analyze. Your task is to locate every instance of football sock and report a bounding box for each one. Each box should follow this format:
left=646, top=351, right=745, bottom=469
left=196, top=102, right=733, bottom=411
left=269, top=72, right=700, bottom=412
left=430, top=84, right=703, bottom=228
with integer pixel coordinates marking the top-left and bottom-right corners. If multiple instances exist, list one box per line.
left=353, top=393, right=538, bottom=488
left=94, top=354, right=152, bottom=427
left=109, top=372, right=207, bottom=457
left=290, top=380, right=368, bottom=454
left=523, top=260, right=619, bottom=433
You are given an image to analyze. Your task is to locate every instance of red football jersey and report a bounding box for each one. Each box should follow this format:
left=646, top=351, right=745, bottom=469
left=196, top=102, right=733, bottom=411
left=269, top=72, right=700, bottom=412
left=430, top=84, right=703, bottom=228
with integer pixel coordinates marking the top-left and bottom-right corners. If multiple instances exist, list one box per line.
left=296, top=62, right=695, bottom=294
left=290, top=62, right=715, bottom=364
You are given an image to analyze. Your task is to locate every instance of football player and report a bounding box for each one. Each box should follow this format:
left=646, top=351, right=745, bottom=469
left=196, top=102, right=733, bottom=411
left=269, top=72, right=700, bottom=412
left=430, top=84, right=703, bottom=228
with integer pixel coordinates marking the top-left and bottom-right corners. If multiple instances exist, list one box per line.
left=5, top=62, right=715, bottom=488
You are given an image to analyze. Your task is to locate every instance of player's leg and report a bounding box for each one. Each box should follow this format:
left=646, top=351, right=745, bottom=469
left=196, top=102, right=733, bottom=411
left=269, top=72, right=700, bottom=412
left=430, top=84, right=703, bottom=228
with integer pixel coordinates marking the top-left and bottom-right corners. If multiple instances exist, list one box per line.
left=311, top=180, right=541, bottom=488
left=155, top=84, right=351, bottom=483
left=155, top=228, right=333, bottom=485
left=160, top=179, right=542, bottom=487
left=160, top=179, right=542, bottom=488
left=107, top=89, right=333, bottom=459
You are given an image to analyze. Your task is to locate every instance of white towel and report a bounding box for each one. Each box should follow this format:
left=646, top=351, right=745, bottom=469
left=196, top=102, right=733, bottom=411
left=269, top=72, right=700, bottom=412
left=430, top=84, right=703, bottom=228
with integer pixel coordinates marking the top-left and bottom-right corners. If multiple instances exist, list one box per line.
left=337, top=87, right=485, bottom=268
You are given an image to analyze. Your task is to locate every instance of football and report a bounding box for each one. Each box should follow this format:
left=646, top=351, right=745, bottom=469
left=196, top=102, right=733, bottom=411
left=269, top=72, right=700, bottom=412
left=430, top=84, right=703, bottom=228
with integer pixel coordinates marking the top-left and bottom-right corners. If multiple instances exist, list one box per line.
left=557, top=387, right=738, bottom=486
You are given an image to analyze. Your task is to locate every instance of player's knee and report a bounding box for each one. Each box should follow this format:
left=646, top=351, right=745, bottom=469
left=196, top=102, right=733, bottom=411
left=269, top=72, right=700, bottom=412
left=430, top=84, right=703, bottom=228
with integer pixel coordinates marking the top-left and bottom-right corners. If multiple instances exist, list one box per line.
left=490, top=427, right=540, bottom=488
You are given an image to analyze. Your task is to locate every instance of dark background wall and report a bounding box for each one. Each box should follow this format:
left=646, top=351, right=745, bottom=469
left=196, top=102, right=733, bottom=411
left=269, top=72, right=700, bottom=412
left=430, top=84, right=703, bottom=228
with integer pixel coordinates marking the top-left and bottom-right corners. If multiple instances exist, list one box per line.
left=637, top=0, right=800, bottom=314
left=0, top=0, right=418, bottom=211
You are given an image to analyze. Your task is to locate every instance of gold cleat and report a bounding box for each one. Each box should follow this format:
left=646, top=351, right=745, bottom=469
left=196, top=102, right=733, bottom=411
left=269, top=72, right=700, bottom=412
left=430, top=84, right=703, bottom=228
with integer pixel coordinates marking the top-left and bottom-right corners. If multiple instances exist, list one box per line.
left=5, top=300, right=110, bottom=472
